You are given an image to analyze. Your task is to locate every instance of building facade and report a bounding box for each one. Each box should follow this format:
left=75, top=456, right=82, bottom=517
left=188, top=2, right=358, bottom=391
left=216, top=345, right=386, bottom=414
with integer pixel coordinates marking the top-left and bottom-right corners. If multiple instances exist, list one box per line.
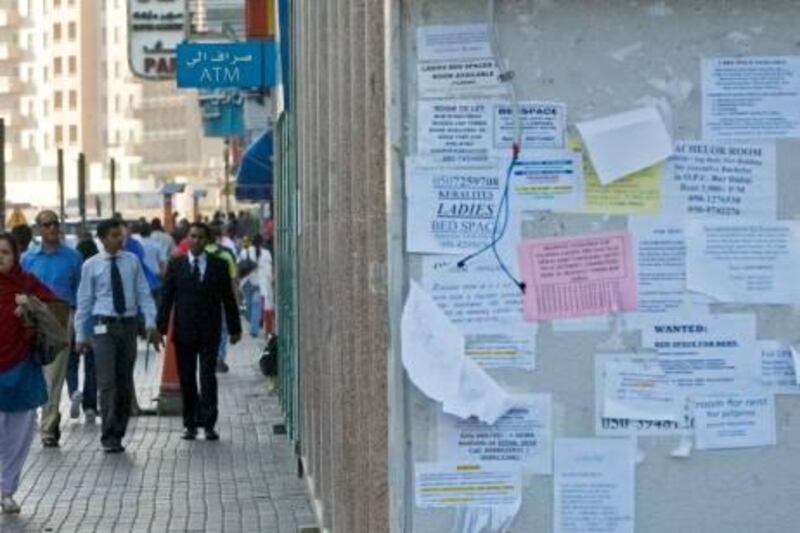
left=278, top=1, right=800, bottom=532
left=5, top=0, right=219, bottom=213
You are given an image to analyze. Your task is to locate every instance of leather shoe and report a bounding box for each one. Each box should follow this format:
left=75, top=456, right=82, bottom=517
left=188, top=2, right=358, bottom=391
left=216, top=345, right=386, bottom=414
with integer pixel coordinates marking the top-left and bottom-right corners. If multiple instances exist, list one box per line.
left=103, top=444, right=125, bottom=454
left=204, top=428, right=220, bottom=441
left=182, top=428, right=198, bottom=440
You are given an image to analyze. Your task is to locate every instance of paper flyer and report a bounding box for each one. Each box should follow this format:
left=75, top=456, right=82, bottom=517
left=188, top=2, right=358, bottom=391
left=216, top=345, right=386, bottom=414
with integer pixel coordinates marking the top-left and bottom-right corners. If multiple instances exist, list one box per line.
left=439, top=394, right=553, bottom=475
left=554, top=438, right=636, bottom=533
left=518, top=231, right=638, bottom=321
left=702, top=56, right=800, bottom=139
left=686, top=220, right=800, bottom=304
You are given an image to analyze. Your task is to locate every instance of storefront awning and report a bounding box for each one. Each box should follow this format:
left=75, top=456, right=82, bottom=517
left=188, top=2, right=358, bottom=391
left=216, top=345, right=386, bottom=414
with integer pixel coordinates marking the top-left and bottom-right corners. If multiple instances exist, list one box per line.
left=235, top=130, right=273, bottom=202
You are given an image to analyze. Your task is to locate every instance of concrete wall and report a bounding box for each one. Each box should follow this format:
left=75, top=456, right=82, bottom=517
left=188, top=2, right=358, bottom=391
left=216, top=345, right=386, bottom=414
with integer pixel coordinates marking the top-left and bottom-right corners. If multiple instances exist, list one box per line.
left=293, top=1, right=391, bottom=531
left=400, top=1, right=800, bottom=532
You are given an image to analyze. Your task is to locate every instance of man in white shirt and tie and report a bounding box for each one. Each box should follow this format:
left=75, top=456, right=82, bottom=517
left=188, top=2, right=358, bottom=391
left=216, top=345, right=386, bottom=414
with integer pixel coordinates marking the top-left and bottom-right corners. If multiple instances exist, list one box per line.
left=74, top=219, right=163, bottom=453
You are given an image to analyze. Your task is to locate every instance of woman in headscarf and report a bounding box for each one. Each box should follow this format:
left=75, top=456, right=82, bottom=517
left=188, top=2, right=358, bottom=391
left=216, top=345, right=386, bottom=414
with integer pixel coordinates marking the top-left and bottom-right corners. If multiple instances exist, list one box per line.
left=0, top=232, right=59, bottom=514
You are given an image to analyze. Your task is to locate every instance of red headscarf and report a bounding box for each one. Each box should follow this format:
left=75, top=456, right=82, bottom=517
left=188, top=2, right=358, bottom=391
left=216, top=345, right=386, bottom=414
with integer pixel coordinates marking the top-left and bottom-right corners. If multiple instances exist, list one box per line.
left=0, top=263, right=59, bottom=372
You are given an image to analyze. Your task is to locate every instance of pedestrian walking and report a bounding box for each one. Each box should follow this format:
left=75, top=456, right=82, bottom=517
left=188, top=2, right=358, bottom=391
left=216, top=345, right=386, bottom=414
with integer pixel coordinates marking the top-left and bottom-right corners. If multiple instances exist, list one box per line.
left=0, top=233, right=61, bottom=514
left=132, top=222, right=166, bottom=279
left=206, top=224, right=238, bottom=373
left=132, top=221, right=167, bottom=307
left=20, top=211, right=81, bottom=448
left=67, top=234, right=100, bottom=424
left=74, top=219, right=162, bottom=453
left=117, top=217, right=161, bottom=416
left=261, top=238, right=275, bottom=335
left=238, top=235, right=264, bottom=338
left=239, top=235, right=272, bottom=338
left=157, top=222, right=242, bottom=441
left=10, top=225, right=33, bottom=254
left=150, top=218, right=176, bottom=260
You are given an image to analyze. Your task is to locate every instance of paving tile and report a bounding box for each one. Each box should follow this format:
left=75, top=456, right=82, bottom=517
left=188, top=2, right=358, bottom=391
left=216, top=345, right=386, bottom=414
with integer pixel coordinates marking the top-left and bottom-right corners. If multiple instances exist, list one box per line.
left=1, top=336, right=316, bottom=533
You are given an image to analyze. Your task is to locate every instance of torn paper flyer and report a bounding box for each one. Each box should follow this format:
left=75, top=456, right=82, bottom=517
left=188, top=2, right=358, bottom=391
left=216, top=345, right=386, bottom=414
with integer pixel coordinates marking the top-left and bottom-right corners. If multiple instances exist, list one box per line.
left=401, top=281, right=512, bottom=424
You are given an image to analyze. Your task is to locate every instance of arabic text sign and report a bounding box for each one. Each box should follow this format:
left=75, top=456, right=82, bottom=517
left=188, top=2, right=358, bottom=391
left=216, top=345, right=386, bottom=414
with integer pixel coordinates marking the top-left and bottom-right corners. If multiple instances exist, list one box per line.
left=177, top=42, right=276, bottom=89
left=128, top=0, right=186, bottom=79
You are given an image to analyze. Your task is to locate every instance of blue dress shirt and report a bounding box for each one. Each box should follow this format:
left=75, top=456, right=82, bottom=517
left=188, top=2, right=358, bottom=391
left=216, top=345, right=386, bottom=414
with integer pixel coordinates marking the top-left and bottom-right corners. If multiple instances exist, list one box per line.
left=125, top=237, right=162, bottom=291
left=21, top=243, right=82, bottom=307
left=74, top=251, right=157, bottom=342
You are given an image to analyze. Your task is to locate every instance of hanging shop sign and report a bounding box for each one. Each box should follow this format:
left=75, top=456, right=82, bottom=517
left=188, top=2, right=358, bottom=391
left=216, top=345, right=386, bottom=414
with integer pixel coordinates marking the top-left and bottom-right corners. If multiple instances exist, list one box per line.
left=128, top=0, right=186, bottom=79
left=199, top=90, right=246, bottom=137
left=177, top=41, right=277, bottom=89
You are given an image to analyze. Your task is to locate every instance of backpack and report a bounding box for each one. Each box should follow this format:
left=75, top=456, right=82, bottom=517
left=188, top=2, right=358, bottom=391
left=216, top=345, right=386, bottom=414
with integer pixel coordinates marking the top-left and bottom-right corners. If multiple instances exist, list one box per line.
left=207, top=244, right=237, bottom=276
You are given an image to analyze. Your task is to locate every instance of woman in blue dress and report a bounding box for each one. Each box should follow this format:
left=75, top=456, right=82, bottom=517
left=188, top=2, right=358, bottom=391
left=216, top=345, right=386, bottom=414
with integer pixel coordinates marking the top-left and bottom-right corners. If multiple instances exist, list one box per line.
left=0, top=233, right=58, bottom=514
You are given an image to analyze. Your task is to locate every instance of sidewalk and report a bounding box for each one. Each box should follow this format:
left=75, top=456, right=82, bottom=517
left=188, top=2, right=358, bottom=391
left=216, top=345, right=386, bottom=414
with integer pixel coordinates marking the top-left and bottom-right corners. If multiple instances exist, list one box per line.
left=1, top=336, right=317, bottom=533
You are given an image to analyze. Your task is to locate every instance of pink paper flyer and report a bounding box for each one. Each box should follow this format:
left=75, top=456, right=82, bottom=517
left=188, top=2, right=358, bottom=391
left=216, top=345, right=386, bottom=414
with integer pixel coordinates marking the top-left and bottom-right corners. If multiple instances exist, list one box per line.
left=518, top=231, right=638, bottom=321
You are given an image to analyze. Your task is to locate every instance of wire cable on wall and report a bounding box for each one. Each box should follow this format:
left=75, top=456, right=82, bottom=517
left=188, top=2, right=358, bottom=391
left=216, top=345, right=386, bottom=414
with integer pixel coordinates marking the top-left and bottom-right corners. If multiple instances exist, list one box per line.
left=456, top=0, right=526, bottom=292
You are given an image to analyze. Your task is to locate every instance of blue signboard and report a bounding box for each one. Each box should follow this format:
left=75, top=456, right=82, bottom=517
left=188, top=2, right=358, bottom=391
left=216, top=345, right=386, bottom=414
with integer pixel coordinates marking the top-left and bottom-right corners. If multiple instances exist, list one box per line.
left=177, top=41, right=277, bottom=89
left=199, top=91, right=245, bottom=137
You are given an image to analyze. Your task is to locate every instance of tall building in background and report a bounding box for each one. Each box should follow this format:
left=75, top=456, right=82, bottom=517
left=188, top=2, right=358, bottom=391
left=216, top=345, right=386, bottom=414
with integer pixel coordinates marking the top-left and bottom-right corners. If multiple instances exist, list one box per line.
left=6, top=0, right=223, bottom=213
left=103, top=0, right=144, bottom=190
left=3, top=0, right=37, bottom=189
left=136, top=81, right=222, bottom=183
left=14, top=0, right=104, bottom=207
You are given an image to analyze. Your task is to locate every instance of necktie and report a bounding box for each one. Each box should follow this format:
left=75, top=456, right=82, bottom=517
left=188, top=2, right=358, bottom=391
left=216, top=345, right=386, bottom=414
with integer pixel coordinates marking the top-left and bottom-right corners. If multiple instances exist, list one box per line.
left=110, top=256, right=126, bottom=316
left=192, top=258, right=201, bottom=283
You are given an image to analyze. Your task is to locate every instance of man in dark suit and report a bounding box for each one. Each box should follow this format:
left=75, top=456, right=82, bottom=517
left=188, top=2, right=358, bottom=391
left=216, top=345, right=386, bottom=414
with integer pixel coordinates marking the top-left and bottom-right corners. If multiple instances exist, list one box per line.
left=157, top=222, right=242, bottom=440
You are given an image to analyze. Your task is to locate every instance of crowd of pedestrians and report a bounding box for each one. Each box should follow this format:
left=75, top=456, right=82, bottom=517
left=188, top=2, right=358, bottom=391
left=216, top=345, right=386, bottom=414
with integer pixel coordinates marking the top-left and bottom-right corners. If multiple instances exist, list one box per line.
left=0, top=210, right=274, bottom=515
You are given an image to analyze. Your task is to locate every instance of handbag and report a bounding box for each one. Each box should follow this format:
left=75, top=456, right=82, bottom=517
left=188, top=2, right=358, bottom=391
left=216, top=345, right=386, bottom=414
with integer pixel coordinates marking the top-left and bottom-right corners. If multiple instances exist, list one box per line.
left=237, top=258, right=258, bottom=278
left=259, top=333, right=278, bottom=377
left=25, top=299, right=69, bottom=366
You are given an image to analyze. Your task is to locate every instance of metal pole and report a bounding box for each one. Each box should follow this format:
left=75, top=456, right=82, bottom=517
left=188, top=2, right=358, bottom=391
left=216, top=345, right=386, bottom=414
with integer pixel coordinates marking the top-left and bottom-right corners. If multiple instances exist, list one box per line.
left=223, top=139, right=230, bottom=214
left=57, top=148, right=65, bottom=222
left=163, top=194, right=174, bottom=233
left=110, top=157, right=117, bottom=217
left=0, top=119, right=5, bottom=232
left=77, top=153, right=86, bottom=234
